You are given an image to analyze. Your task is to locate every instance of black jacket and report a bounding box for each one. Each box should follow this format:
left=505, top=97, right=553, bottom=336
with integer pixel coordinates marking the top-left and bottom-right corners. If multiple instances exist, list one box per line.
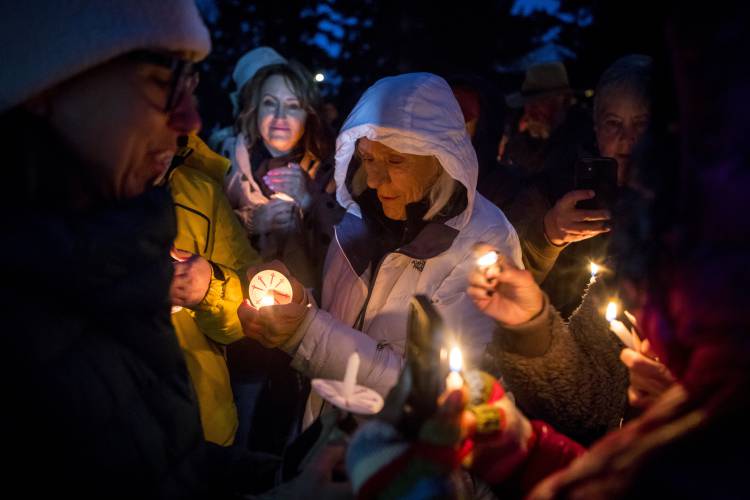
left=0, top=110, right=277, bottom=498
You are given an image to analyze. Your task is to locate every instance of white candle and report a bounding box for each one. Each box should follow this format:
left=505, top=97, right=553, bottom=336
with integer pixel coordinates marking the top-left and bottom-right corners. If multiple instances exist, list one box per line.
left=609, top=319, right=635, bottom=349
left=342, top=351, right=360, bottom=400
left=606, top=301, right=637, bottom=349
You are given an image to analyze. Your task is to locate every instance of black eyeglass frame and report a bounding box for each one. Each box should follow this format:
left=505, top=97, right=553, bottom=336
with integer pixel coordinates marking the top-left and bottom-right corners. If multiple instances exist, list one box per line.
left=127, top=50, right=197, bottom=113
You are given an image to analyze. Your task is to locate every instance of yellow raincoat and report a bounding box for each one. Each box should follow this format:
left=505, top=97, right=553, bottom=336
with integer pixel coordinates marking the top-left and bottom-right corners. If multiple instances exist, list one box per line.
left=169, top=135, right=260, bottom=445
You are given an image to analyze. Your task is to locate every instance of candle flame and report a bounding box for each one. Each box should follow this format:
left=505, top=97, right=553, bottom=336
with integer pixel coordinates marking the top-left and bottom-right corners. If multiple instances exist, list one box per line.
left=449, top=346, right=463, bottom=372
left=590, top=262, right=600, bottom=277
left=477, top=251, right=498, bottom=268
left=605, top=301, right=618, bottom=322
left=259, top=293, right=275, bottom=308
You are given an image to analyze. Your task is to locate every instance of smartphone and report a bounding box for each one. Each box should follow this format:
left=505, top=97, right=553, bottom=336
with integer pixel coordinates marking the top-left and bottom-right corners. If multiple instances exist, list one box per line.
left=574, top=157, right=619, bottom=209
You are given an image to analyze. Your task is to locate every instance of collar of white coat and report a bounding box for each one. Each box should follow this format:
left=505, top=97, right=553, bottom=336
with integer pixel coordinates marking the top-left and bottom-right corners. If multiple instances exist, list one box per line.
left=333, top=73, right=478, bottom=232
left=335, top=210, right=460, bottom=276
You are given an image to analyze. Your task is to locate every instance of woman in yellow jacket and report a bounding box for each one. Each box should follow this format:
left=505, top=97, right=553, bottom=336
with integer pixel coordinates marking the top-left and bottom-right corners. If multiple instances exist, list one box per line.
left=167, top=134, right=260, bottom=445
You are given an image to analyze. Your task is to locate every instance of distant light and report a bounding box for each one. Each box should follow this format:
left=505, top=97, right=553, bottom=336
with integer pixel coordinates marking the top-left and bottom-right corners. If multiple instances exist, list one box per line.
left=314, top=73, right=325, bottom=82
left=584, top=89, right=594, bottom=98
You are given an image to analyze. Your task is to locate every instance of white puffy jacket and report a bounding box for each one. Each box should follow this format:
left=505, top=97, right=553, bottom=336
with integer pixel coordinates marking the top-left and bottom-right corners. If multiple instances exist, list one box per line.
left=287, top=73, right=522, bottom=427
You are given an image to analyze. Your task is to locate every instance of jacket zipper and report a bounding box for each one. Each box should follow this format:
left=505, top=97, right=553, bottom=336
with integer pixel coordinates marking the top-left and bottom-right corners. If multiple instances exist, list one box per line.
left=353, top=213, right=416, bottom=337
left=353, top=254, right=389, bottom=331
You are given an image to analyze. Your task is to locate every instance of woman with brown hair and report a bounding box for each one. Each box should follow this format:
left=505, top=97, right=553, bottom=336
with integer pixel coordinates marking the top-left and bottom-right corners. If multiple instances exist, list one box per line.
left=222, top=54, right=343, bottom=456
left=223, top=58, right=341, bottom=290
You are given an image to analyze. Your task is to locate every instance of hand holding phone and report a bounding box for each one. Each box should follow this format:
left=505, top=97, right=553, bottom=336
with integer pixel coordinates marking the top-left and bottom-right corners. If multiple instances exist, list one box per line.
left=543, top=189, right=611, bottom=246
left=574, top=157, right=619, bottom=210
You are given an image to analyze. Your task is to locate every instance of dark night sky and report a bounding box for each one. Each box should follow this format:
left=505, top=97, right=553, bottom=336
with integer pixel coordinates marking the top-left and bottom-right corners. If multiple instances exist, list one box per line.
left=194, top=0, right=666, bottom=135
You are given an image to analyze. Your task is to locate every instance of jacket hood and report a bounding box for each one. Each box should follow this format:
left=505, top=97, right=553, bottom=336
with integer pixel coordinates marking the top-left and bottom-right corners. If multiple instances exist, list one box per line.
left=334, top=73, right=478, bottom=230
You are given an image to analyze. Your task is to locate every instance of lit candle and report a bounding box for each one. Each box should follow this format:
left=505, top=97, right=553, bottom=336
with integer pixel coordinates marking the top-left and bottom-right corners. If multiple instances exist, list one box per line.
left=342, top=351, right=360, bottom=400
left=605, top=300, right=617, bottom=322
left=258, top=293, right=275, bottom=308
left=589, top=262, right=600, bottom=284
left=477, top=250, right=499, bottom=270
left=445, top=346, right=464, bottom=391
left=248, top=269, right=293, bottom=308
left=606, top=300, right=635, bottom=349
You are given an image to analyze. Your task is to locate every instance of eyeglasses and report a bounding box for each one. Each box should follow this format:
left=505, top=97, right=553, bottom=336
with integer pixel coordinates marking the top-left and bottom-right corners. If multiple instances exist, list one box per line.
left=127, top=50, right=199, bottom=113
left=597, top=117, right=649, bottom=140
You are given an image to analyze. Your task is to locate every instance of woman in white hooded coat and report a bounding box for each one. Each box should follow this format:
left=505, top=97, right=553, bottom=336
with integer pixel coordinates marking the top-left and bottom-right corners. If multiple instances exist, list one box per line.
left=238, top=72, right=523, bottom=427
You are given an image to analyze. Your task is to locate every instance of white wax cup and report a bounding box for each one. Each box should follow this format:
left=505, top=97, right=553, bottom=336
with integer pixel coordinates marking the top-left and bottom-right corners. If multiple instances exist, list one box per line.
left=248, top=269, right=293, bottom=308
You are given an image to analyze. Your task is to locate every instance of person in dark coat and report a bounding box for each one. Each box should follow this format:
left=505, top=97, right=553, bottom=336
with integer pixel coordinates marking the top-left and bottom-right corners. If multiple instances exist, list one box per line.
left=0, top=2, right=345, bottom=498
left=498, top=55, right=653, bottom=319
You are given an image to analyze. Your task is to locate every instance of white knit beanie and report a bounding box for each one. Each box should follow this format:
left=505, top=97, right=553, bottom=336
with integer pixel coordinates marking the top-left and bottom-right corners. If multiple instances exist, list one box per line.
left=0, top=0, right=212, bottom=112
left=229, top=46, right=287, bottom=115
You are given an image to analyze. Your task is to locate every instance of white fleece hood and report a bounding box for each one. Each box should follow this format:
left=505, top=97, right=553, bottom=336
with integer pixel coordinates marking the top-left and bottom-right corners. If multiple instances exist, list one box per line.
left=334, top=72, right=478, bottom=230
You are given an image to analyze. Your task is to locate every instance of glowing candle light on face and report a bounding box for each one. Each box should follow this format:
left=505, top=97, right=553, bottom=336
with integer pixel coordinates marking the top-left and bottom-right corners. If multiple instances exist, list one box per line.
left=446, top=346, right=464, bottom=391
